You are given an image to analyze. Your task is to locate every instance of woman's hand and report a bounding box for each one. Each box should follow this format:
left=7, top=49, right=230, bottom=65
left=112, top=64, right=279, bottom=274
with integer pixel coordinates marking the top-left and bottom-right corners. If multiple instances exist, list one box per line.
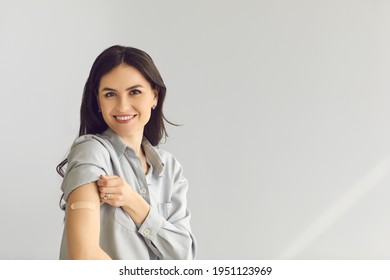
left=97, top=174, right=150, bottom=224
left=97, top=175, right=132, bottom=207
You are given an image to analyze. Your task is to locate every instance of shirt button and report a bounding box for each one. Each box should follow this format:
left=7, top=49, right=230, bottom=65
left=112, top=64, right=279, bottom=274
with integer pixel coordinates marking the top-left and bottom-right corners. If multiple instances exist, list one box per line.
left=140, top=188, right=147, bottom=195
left=144, top=228, right=151, bottom=236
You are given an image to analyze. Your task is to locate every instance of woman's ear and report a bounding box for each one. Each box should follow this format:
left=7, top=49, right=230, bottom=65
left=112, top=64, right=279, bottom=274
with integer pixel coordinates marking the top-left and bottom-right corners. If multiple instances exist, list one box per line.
left=153, top=87, right=159, bottom=105
left=153, top=86, right=159, bottom=97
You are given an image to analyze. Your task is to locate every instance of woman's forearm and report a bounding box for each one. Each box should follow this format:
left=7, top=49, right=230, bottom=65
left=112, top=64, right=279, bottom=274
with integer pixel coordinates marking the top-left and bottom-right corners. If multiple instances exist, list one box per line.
left=122, top=192, right=150, bottom=225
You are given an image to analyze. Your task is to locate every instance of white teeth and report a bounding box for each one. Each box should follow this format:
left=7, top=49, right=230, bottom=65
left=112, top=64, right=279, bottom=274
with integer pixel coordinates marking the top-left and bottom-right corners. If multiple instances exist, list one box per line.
left=115, top=115, right=134, bottom=121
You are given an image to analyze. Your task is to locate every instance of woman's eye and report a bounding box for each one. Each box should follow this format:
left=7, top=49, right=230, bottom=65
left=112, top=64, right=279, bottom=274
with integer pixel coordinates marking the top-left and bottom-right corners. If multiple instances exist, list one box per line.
left=130, top=90, right=141, bottom=95
left=104, top=92, right=115, bottom=98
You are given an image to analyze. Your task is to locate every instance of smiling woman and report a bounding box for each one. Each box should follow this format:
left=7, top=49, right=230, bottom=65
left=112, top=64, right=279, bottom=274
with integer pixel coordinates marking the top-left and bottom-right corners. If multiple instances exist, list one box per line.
left=56, top=45, right=196, bottom=260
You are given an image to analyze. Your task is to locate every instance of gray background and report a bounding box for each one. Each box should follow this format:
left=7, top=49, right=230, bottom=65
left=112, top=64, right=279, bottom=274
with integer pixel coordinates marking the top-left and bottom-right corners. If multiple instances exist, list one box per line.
left=1, top=0, right=389, bottom=259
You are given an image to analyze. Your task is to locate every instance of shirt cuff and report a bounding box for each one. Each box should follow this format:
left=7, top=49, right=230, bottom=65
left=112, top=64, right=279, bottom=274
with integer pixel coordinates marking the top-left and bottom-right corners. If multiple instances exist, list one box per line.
left=138, top=206, right=164, bottom=241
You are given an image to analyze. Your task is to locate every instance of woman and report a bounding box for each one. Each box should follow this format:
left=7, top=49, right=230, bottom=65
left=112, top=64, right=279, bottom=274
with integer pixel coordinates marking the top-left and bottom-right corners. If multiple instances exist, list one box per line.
left=57, top=45, right=196, bottom=260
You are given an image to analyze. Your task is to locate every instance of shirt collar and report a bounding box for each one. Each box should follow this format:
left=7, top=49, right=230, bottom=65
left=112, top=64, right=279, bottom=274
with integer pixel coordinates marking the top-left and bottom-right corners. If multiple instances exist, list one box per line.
left=101, top=128, right=164, bottom=176
left=142, top=137, right=164, bottom=176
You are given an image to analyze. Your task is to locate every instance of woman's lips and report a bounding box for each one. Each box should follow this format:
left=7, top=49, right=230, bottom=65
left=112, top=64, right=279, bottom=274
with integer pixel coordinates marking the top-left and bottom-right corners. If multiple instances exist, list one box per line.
left=114, top=114, right=135, bottom=123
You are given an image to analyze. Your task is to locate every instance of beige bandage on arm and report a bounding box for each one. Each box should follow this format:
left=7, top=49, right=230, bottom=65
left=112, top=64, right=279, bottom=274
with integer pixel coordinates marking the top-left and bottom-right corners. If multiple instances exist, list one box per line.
left=70, top=201, right=101, bottom=210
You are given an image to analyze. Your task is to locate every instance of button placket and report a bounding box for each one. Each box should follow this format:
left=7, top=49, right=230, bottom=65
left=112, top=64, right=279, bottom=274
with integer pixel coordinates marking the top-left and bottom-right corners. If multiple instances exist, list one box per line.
left=125, top=148, right=150, bottom=200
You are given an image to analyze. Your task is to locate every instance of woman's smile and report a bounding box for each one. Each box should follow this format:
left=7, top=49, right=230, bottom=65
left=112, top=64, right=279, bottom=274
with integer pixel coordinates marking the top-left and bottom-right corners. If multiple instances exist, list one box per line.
left=114, top=114, right=136, bottom=123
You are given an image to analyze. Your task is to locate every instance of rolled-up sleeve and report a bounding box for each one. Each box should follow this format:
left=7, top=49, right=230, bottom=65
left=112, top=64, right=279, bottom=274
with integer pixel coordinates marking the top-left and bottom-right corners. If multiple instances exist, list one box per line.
left=61, top=136, right=111, bottom=201
left=138, top=161, right=197, bottom=260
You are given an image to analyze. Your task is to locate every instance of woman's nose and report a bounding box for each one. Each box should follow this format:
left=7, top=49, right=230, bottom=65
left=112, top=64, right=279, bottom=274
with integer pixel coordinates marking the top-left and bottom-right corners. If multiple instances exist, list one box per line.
left=117, top=96, right=131, bottom=112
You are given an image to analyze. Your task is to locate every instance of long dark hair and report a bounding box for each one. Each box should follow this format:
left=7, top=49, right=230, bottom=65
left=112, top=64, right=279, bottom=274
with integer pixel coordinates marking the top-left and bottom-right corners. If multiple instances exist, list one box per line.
left=57, top=45, right=174, bottom=209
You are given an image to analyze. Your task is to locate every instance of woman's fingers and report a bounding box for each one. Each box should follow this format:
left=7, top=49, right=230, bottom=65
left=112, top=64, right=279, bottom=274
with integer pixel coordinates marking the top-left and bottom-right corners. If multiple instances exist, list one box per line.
left=100, top=192, right=125, bottom=207
left=98, top=175, right=127, bottom=206
left=97, top=175, right=121, bottom=188
left=100, top=192, right=118, bottom=200
left=98, top=176, right=120, bottom=200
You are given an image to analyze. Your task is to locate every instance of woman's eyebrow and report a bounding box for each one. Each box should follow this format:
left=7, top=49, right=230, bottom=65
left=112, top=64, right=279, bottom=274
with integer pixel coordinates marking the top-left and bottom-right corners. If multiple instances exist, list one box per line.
left=101, top=87, right=117, bottom=92
left=126, top=84, right=144, bottom=91
left=101, top=84, right=144, bottom=92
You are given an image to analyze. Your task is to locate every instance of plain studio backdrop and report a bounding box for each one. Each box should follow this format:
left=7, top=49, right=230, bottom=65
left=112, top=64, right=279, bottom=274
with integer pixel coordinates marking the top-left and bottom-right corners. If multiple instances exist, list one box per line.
left=0, top=0, right=389, bottom=259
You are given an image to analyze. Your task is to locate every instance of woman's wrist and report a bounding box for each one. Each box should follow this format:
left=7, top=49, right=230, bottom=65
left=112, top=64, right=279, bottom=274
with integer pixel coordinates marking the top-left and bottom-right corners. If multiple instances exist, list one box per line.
left=123, top=192, right=150, bottom=224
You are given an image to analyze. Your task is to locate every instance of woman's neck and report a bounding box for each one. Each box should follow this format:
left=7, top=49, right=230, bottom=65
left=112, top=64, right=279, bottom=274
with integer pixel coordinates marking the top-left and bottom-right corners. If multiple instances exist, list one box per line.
left=121, top=135, right=148, bottom=173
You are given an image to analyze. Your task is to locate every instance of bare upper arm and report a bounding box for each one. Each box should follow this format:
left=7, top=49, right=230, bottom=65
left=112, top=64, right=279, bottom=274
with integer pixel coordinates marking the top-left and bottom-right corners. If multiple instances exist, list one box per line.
left=66, top=182, right=109, bottom=259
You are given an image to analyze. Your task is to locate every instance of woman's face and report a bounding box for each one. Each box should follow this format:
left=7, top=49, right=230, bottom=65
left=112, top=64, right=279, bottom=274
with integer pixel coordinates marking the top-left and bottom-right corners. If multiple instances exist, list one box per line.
left=97, top=64, right=158, bottom=141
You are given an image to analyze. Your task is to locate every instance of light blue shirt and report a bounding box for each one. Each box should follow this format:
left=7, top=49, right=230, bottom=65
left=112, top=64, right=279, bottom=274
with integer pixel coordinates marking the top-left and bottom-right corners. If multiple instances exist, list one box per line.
left=59, top=128, right=196, bottom=259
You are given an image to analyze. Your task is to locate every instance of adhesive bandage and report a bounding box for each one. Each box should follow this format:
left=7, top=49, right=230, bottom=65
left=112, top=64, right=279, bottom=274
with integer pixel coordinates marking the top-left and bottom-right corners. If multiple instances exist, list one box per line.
left=70, top=201, right=100, bottom=210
